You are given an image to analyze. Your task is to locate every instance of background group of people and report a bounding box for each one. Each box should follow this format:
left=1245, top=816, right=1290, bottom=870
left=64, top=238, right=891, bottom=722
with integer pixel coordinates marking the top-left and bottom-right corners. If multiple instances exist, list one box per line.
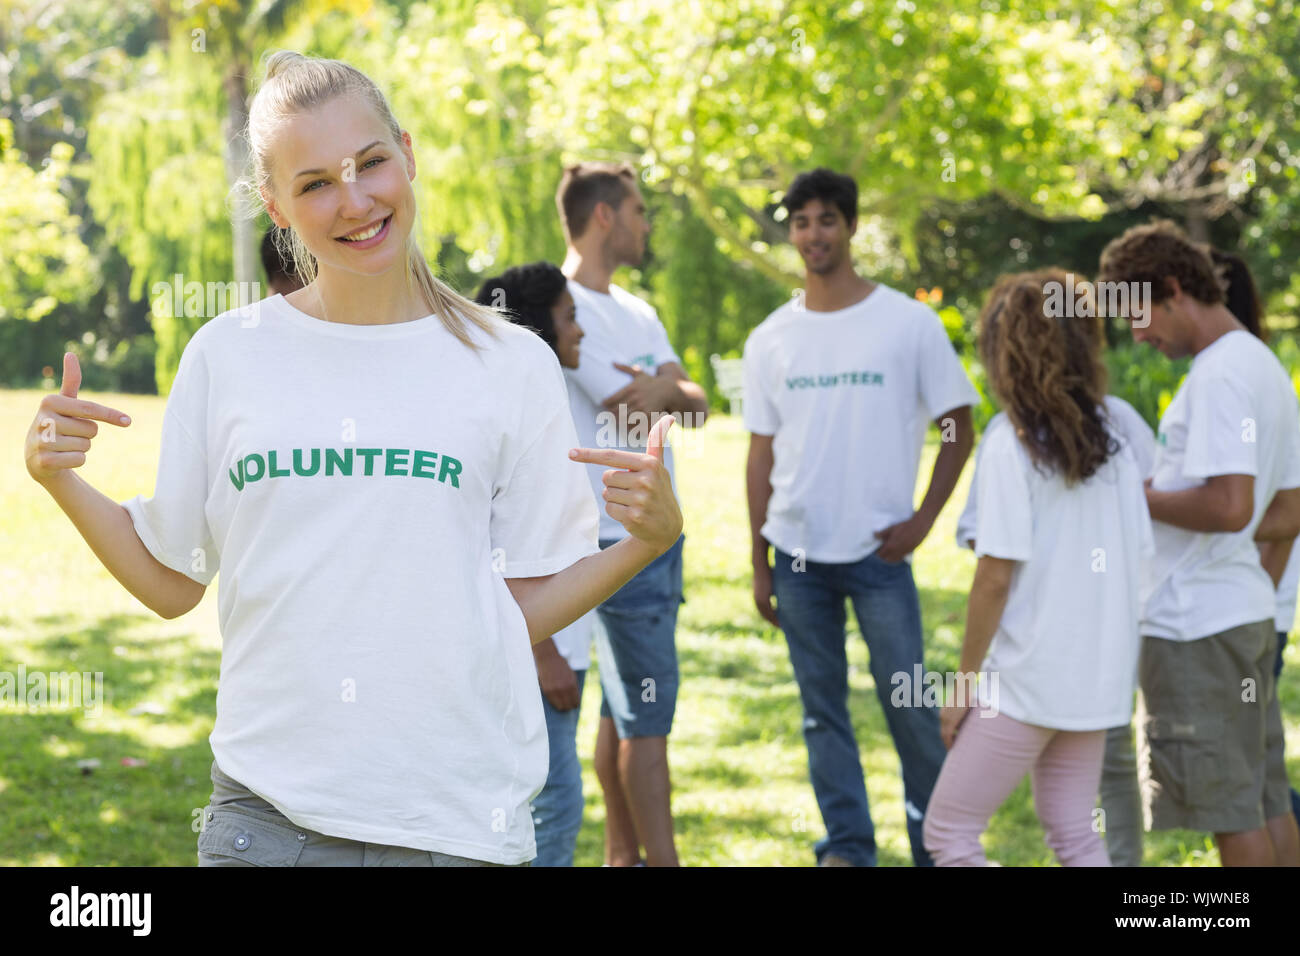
left=386, top=160, right=1300, bottom=867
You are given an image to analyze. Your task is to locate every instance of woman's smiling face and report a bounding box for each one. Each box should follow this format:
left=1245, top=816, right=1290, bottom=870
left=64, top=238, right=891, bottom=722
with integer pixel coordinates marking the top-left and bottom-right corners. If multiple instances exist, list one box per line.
left=261, top=94, right=417, bottom=278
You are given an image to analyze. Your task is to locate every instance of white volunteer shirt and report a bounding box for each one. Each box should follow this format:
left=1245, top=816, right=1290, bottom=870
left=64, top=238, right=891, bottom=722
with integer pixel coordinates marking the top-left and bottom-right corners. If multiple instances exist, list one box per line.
left=742, top=283, right=979, bottom=563
left=121, top=294, right=599, bottom=865
left=1276, top=543, right=1300, bottom=634
left=563, top=280, right=681, bottom=543
left=1144, top=330, right=1300, bottom=642
left=957, top=396, right=1155, bottom=549
left=550, top=612, right=594, bottom=670
left=972, top=415, right=1154, bottom=730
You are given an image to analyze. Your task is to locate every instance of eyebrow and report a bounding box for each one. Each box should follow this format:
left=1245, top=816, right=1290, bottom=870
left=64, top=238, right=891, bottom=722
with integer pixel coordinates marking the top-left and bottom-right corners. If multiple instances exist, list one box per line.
left=294, top=141, right=385, bottom=179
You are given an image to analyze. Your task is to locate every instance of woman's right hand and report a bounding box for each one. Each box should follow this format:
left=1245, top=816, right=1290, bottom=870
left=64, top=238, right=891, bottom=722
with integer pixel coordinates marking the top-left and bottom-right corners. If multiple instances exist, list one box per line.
left=25, top=352, right=132, bottom=486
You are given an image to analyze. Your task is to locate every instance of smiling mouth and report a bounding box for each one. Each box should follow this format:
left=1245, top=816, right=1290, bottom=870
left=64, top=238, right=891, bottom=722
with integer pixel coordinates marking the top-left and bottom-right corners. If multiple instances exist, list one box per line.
left=336, top=215, right=392, bottom=242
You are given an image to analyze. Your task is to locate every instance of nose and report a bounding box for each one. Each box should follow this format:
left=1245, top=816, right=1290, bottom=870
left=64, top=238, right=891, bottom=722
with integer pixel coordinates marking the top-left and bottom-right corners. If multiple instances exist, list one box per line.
left=338, top=180, right=373, bottom=220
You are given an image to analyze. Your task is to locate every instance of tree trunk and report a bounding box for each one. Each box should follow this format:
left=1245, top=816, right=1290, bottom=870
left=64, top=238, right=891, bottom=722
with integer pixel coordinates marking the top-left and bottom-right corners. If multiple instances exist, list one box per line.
left=223, top=61, right=258, bottom=297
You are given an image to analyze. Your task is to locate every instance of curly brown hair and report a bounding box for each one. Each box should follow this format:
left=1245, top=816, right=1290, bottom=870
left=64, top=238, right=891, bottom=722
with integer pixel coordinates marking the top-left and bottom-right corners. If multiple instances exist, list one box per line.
left=1097, top=219, right=1224, bottom=306
left=978, top=270, right=1118, bottom=485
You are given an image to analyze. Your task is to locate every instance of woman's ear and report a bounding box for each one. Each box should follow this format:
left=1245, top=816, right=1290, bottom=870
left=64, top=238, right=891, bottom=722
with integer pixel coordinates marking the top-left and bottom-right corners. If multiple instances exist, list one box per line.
left=400, top=129, right=416, bottom=183
left=260, top=186, right=290, bottom=229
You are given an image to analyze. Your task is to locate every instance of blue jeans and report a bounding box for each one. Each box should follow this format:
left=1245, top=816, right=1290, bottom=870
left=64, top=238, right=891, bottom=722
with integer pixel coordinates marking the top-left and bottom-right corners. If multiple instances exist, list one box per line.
left=531, top=669, right=587, bottom=867
left=595, top=534, right=684, bottom=738
left=773, top=548, right=946, bottom=866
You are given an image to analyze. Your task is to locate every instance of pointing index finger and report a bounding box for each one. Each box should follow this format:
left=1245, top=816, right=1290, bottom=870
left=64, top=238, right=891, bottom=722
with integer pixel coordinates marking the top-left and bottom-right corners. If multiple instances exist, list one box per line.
left=569, top=447, right=655, bottom=469
left=47, top=393, right=132, bottom=426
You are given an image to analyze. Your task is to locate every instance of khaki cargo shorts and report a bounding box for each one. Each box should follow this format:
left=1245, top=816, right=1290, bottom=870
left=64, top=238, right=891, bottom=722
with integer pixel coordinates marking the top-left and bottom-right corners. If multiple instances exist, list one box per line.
left=197, top=761, right=526, bottom=867
left=1137, top=620, right=1291, bottom=834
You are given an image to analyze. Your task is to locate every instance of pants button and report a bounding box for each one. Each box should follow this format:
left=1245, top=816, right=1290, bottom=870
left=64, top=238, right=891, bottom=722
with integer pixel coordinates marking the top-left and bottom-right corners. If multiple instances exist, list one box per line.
left=234, top=833, right=252, bottom=851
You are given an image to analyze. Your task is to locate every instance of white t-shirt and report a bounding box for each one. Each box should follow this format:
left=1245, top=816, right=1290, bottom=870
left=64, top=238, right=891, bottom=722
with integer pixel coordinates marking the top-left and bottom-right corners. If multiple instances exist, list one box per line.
left=742, top=284, right=979, bottom=562
left=550, top=612, right=593, bottom=670
left=1143, top=330, right=1300, bottom=642
left=957, top=396, right=1155, bottom=549
left=121, top=294, right=599, bottom=865
left=1275, top=542, right=1300, bottom=634
left=972, top=415, right=1154, bottom=730
left=563, top=281, right=681, bottom=543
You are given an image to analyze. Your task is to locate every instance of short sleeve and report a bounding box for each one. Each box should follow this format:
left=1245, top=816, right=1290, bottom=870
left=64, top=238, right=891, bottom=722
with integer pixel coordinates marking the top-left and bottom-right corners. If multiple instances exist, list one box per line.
left=120, top=338, right=219, bottom=587
left=491, top=352, right=600, bottom=578
left=916, top=307, right=979, bottom=420
left=742, top=331, right=779, bottom=436
left=973, top=422, right=1034, bottom=562
left=1280, top=415, right=1300, bottom=490
left=648, top=314, right=682, bottom=369
left=1182, top=373, right=1258, bottom=479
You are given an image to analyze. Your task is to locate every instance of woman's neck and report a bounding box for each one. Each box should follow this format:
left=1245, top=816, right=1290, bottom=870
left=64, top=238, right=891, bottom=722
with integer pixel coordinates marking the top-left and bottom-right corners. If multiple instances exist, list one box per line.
left=289, top=266, right=431, bottom=326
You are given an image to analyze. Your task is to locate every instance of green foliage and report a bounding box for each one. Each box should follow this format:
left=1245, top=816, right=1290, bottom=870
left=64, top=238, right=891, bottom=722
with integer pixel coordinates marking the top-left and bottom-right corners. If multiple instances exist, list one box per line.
left=0, top=122, right=96, bottom=323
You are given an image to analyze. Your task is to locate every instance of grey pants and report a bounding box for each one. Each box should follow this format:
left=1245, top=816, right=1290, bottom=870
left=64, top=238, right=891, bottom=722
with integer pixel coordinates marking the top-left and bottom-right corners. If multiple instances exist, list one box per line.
left=197, top=761, right=524, bottom=867
left=1100, top=724, right=1144, bottom=867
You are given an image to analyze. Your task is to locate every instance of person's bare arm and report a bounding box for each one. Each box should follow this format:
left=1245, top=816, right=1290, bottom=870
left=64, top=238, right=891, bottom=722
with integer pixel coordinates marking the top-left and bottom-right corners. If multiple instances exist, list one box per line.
left=26, top=354, right=206, bottom=620
left=1145, top=474, right=1254, bottom=533
left=601, top=361, right=709, bottom=424
left=40, top=472, right=206, bottom=619
left=1259, top=538, right=1296, bottom=589
left=875, top=405, right=974, bottom=561
left=504, top=415, right=682, bottom=644
left=746, top=432, right=779, bottom=626
left=941, top=554, right=1015, bottom=748
left=1255, top=486, right=1300, bottom=542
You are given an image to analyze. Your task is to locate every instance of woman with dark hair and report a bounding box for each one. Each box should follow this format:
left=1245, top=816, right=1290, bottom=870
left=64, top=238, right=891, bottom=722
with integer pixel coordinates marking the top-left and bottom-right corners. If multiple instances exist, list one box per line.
left=923, top=269, right=1154, bottom=866
left=475, top=262, right=591, bottom=866
left=475, top=262, right=584, bottom=369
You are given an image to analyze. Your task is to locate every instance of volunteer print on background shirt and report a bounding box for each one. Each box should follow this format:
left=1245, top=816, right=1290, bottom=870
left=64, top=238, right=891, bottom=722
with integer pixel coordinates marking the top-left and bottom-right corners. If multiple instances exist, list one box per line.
left=742, top=284, right=979, bottom=563
left=121, top=294, right=599, bottom=865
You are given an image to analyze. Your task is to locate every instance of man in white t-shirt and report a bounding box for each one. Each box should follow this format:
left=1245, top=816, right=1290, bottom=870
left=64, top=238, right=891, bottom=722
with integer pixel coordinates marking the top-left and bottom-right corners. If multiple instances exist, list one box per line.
left=1098, top=220, right=1300, bottom=866
left=556, top=161, right=709, bottom=867
left=744, top=168, right=978, bottom=866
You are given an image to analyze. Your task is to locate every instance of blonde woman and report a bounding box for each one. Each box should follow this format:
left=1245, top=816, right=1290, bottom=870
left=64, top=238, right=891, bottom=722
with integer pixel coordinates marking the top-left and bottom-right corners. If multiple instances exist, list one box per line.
left=23, top=51, right=682, bottom=867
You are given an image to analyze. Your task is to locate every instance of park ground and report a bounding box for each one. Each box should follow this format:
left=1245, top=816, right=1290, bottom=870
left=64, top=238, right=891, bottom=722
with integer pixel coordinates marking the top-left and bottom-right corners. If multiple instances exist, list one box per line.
left=2, top=388, right=1294, bottom=865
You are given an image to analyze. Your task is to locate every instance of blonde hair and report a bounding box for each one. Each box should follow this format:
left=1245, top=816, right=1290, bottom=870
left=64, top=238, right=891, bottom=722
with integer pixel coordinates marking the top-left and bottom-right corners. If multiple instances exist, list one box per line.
left=246, top=50, right=502, bottom=347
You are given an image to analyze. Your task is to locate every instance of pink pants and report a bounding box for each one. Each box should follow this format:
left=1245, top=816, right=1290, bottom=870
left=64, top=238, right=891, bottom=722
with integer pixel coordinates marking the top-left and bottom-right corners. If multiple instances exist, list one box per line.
left=923, top=707, right=1111, bottom=866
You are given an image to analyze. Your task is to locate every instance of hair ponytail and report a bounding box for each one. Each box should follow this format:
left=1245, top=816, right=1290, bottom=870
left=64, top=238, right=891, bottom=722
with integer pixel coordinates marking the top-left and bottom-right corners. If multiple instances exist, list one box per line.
left=243, top=50, right=504, bottom=347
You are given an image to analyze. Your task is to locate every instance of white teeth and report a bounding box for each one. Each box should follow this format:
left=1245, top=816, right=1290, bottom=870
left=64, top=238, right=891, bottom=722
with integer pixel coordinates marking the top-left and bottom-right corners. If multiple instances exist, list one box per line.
left=341, top=218, right=385, bottom=241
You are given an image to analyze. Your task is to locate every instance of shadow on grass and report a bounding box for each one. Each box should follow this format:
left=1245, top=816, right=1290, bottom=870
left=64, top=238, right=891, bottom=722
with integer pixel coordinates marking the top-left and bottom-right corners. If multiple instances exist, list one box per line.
left=0, top=613, right=220, bottom=865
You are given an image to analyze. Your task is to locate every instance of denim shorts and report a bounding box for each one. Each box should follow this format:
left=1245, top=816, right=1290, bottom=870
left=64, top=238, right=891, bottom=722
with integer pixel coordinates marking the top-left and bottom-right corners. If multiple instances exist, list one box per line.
left=594, top=534, right=684, bottom=739
left=197, top=761, right=523, bottom=866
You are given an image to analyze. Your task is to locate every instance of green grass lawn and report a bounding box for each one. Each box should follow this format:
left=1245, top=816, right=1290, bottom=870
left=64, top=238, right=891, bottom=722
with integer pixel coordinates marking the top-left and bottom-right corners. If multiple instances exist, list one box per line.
left=2, top=386, right=1293, bottom=866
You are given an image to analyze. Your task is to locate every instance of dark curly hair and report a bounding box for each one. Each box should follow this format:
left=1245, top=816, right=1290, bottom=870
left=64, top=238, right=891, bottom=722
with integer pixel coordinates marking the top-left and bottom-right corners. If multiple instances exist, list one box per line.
left=978, top=269, right=1118, bottom=485
left=782, top=168, right=858, bottom=225
left=473, top=262, right=568, bottom=352
left=1097, top=218, right=1224, bottom=307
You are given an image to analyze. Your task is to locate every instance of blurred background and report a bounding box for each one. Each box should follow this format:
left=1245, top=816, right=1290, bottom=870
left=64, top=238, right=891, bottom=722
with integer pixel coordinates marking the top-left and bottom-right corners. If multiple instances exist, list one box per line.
left=4, top=0, right=1299, bottom=423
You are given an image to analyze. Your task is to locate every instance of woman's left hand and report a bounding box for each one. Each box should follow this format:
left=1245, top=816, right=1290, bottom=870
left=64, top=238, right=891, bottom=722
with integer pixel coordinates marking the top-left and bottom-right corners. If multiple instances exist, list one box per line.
left=570, top=413, right=683, bottom=555
left=940, top=699, right=973, bottom=750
